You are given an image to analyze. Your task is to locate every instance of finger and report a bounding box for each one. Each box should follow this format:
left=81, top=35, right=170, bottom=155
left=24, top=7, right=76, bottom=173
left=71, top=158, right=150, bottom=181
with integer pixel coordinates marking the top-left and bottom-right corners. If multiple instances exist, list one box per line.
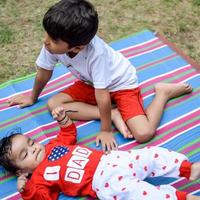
left=7, top=101, right=18, bottom=106
left=58, top=106, right=64, bottom=113
left=110, top=141, right=118, bottom=151
left=7, top=96, right=17, bottom=102
left=95, top=137, right=100, bottom=147
left=101, top=141, right=107, bottom=152
left=105, top=143, right=111, bottom=154
left=19, top=188, right=24, bottom=193
left=19, top=176, right=26, bottom=181
left=127, top=133, right=133, bottom=138
left=55, top=107, right=64, bottom=116
left=18, top=103, right=26, bottom=109
left=52, top=114, right=58, bottom=119
left=52, top=111, right=58, bottom=118
left=113, top=140, right=118, bottom=150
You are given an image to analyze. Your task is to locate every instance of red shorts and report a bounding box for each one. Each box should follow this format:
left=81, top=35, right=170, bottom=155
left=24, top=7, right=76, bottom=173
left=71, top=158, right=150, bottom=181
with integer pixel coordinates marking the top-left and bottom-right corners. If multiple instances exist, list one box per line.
left=61, top=81, right=145, bottom=121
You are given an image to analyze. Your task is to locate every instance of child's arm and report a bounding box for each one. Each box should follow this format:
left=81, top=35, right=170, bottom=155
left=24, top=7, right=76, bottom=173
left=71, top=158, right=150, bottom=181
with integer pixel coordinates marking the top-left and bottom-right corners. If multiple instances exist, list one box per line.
left=94, top=88, right=117, bottom=153
left=18, top=176, right=58, bottom=200
left=51, top=106, right=77, bottom=145
left=17, top=174, right=28, bottom=193
left=7, top=67, right=52, bottom=108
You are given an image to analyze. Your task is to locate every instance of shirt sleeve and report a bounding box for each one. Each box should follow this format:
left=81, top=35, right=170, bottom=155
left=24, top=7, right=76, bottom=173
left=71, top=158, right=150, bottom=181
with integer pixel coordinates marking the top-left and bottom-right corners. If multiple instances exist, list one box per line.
left=36, top=45, right=58, bottom=70
left=50, top=123, right=77, bottom=145
left=21, top=180, right=59, bottom=200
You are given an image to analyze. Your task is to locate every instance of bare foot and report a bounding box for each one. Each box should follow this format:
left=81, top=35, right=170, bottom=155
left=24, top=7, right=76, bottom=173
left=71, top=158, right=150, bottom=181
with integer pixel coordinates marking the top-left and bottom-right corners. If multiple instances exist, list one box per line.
left=111, top=108, right=133, bottom=138
left=155, top=82, right=192, bottom=100
left=189, top=162, right=200, bottom=181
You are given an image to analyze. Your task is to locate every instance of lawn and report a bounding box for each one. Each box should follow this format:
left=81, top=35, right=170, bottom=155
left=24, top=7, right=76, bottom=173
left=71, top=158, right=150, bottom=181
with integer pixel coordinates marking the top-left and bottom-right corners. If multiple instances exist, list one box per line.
left=0, top=0, right=199, bottom=83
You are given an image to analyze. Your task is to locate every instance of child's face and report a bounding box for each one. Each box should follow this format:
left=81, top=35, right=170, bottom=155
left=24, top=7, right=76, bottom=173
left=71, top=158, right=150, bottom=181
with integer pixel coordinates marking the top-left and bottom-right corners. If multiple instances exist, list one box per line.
left=10, top=134, right=45, bottom=173
left=44, top=32, right=84, bottom=55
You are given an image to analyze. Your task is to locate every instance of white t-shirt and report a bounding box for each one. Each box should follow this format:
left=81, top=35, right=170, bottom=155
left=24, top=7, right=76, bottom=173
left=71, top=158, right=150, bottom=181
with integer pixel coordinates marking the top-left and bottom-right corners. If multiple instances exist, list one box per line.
left=36, top=35, right=138, bottom=92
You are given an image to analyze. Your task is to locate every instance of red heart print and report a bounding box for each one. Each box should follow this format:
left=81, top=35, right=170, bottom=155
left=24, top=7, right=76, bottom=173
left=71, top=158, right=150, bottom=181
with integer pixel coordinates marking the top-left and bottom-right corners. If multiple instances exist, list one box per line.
left=104, top=182, right=109, bottom=188
left=175, top=159, right=179, bottom=163
left=129, top=163, right=133, bottom=168
left=113, top=196, right=117, bottom=200
left=121, top=187, right=126, bottom=191
left=154, top=153, right=159, bottom=158
left=151, top=172, right=155, bottom=176
left=143, top=191, right=147, bottom=195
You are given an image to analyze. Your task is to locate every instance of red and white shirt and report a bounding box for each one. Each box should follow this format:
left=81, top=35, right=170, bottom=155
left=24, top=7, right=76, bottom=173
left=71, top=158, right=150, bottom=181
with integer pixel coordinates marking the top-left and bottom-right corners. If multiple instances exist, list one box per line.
left=21, top=123, right=103, bottom=200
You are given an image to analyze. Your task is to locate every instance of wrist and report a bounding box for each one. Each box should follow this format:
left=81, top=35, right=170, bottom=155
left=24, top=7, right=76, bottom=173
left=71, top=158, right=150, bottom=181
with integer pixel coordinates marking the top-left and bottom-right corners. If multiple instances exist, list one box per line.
left=30, top=95, right=37, bottom=103
left=101, top=123, right=112, bottom=132
left=101, top=128, right=112, bottom=132
left=57, top=112, right=70, bottom=125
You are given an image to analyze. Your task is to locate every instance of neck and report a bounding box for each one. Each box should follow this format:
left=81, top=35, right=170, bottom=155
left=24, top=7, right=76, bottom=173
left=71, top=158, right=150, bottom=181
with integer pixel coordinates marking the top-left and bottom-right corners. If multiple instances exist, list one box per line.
left=67, top=51, right=78, bottom=58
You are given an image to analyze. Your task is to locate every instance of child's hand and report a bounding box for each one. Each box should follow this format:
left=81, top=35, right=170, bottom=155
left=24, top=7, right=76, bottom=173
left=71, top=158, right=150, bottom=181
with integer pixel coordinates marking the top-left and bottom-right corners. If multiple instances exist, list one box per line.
left=7, top=94, right=34, bottom=108
left=52, top=106, right=72, bottom=127
left=52, top=106, right=65, bottom=120
left=96, top=131, right=118, bottom=153
left=17, top=174, right=28, bottom=193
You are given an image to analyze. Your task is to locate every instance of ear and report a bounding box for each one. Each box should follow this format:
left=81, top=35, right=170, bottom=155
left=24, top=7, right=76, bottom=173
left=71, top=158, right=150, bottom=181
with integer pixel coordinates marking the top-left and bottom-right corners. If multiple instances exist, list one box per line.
left=16, top=169, right=29, bottom=177
left=70, top=45, right=85, bottom=53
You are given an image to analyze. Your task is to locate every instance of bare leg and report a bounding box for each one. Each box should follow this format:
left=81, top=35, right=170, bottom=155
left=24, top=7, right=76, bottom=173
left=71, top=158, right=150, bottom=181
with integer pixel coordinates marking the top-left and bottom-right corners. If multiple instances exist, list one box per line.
left=187, top=195, right=200, bottom=200
left=185, top=162, right=200, bottom=199
left=48, top=93, right=131, bottom=137
left=190, top=162, right=200, bottom=181
left=126, top=82, right=192, bottom=143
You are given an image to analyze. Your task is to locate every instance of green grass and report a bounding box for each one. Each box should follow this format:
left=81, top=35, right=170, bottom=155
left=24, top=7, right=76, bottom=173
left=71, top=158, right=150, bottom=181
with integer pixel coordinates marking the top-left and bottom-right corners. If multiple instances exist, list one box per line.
left=0, top=0, right=199, bottom=83
left=0, top=23, right=14, bottom=44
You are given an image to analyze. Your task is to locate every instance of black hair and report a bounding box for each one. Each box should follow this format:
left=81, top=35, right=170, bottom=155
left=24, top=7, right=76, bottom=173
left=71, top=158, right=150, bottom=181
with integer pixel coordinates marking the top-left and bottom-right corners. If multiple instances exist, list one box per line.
left=43, top=0, right=98, bottom=47
left=0, top=133, right=21, bottom=174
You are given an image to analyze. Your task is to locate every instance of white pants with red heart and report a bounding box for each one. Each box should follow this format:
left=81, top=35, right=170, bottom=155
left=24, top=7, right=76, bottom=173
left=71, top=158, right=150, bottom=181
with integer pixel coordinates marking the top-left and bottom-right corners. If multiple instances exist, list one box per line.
left=92, top=146, right=189, bottom=200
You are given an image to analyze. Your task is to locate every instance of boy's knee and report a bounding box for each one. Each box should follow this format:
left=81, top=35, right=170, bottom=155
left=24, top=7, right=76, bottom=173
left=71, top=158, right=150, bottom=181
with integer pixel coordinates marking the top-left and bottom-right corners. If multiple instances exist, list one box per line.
left=47, top=93, right=73, bottom=111
left=47, top=95, right=64, bottom=111
left=47, top=97, right=57, bottom=111
left=133, top=129, right=154, bottom=143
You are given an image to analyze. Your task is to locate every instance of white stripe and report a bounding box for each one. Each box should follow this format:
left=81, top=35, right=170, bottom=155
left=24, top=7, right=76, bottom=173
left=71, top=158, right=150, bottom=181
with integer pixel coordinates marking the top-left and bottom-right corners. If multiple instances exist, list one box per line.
left=0, top=82, right=74, bottom=112
left=2, top=192, right=19, bottom=200
left=127, top=45, right=167, bottom=59
left=190, top=189, right=200, bottom=195
left=118, top=37, right=159, bottom=52
left=139, top=64, right=191, bottom=85
left=0, top=72, right=71, bottom=101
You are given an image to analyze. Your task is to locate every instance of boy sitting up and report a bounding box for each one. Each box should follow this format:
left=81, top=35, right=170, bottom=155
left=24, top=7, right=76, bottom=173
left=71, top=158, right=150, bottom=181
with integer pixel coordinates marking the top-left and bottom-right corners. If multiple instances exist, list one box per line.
left=7, top=0, right=193, bottom=152
left=0, top=106, right=200, bottom=200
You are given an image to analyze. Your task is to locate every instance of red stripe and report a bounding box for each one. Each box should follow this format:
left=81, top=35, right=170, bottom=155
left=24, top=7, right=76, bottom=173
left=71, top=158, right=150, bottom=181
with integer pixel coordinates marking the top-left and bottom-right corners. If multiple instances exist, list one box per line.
left=120, top=38, right=160, bottom=54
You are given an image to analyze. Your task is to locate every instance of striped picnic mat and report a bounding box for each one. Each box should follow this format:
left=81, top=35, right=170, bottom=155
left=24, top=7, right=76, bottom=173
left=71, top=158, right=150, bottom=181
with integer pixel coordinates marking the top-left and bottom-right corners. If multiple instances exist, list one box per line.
left=0, top=29, right=199, bottom=200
